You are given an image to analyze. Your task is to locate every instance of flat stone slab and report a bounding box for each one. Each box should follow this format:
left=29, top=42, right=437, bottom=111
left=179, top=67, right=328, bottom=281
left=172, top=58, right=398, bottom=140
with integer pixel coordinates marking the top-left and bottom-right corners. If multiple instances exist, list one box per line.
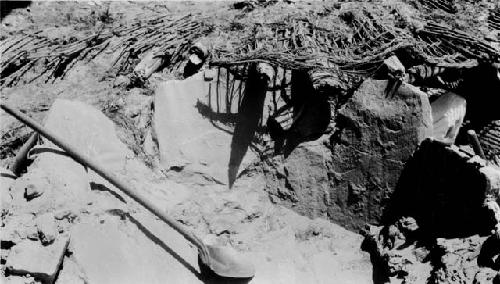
left=6, top=236, right=69, bottom=284
left=69, top=220, right=202, bottom=284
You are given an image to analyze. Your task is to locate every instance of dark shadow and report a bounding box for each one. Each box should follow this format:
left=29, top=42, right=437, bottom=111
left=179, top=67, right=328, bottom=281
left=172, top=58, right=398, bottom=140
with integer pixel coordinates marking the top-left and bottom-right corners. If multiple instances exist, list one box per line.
left=0, top=172, right=17, bottom=179
left=196, top=101, right=239, bottom=126
left=382, top=139, right=491, bottom=239
left=90, top=182, right=126, bottom=203
left=198, top=257, right=252, bottom=284
left=478, top=235, right=500, bottom=270
left=184, top=61, right=202, bottom=78
left=228, top=65, right=268, bottom=187
left=105, top=209, right=205, bottom=281
left=1, top=1, right=31, bottom=20
left=26, top=146, right=68, bottom=157
left=109, top=210, right=253, bottom=283
left=281, top=70, right=331, bottom=157
left=360, top=238, right=390, bottom=284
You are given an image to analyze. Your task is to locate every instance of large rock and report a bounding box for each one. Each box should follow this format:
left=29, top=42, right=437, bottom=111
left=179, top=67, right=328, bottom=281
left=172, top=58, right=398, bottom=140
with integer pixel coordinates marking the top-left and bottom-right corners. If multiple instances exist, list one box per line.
left=329, top=80, right=432, bottom=229
left=153, top=71, right=258, bottom=186
left=5, top=100, right=94, bottom=217
left=265, top=80, right=432, bottom=230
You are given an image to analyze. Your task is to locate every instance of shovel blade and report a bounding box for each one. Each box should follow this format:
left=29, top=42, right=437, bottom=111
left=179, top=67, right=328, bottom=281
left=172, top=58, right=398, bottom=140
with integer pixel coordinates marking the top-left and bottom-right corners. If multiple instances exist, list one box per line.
left=202, top=245, right=255, bottom=279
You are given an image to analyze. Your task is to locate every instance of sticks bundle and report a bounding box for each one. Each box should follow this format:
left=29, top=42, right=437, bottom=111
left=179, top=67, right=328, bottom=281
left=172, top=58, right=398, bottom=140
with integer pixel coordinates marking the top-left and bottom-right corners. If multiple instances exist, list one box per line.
left=489, top=7, right=500, bottom=31
left=417, top=22, right=500, bottom=62
left=0, top=13, right=211, bottom=87
left=418, top=0, right=458, bottom=14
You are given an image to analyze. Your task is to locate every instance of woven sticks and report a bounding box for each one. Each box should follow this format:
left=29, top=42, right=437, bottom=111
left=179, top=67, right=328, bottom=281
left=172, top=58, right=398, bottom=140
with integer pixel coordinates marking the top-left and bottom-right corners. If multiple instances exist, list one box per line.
left=417, top=22, right=500, bottom=62
left=0, top=13, right=210, bottom=87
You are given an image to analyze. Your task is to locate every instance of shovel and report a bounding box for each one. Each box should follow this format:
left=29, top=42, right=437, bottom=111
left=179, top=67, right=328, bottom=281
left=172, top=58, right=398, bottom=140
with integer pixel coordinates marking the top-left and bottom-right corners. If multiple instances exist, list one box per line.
left=0, top=103, right=255, bottom=279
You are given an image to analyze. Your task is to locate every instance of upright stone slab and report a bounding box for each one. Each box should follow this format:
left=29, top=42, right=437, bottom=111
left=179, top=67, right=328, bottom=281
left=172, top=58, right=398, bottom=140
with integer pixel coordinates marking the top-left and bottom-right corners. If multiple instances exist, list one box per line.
left=153, top=71, right=258, bottom=186
left=329, top=80, right=432, bottom=229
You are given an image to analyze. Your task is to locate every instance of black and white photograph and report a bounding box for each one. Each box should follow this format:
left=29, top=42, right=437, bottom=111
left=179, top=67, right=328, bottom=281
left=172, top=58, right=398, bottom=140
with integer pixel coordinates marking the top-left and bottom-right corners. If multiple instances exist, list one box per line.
left=1, top=0, right=499, bottom=283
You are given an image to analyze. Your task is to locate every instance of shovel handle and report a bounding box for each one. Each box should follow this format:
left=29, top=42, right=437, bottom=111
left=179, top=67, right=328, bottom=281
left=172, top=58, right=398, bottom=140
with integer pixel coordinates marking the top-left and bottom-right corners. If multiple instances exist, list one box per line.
left=0, top=103, right=209, bottom=257
left=467, top=130, right=486, bottom=159
left=10, top=132, right=38, bottom=176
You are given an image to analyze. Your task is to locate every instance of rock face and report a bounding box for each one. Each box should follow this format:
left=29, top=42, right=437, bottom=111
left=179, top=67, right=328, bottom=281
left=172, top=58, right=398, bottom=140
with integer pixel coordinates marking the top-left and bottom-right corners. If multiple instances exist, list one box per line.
left=265, top=79, right=433, bottom=230
left=330, top=80, right=432, bottom=229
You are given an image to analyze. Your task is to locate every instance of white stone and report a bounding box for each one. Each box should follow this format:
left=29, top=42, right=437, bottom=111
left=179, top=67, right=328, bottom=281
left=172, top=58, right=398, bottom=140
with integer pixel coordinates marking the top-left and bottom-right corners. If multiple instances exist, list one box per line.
left=481, top=166, right=500, bottom=198
left=6, top=236, right=69, bottom=284
left=431, top=92, right=466, bottom=145
left=36, top=213, right=57, bottom=245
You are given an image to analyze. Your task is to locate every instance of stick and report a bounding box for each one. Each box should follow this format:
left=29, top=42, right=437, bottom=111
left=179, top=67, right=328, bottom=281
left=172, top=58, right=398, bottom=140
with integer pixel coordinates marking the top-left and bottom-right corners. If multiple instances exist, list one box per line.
left=467, top=130, right=486, bottom=159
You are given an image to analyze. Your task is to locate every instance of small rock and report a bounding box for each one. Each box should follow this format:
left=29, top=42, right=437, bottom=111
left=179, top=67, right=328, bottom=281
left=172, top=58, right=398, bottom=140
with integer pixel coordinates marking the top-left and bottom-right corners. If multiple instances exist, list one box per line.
left=24, top=183, right=44, bottom=201
left=384, top=55, right=405, bottom=74
left=399, top=216, right=419, bottom=231
left=35, top=213, right=57, bottom=245
left=10, top=170, right=51, bottom=202
left=481, top=166, right=500, bottom=197
left=6, top=236, right=69, bottom=284
left=54, top=209, right=77, bottom=222
left=113, top=75, right=130, bottom=88
left=203, top=68, right=217, bottom=81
